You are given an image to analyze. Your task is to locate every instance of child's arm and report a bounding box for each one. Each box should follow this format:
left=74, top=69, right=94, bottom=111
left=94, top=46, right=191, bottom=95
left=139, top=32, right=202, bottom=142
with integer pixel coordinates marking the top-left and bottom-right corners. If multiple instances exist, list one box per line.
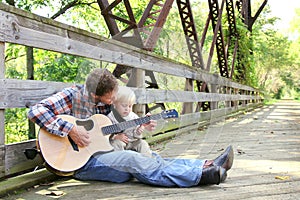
left=142, top=119, right=157, bottom=132
left=111, top=133, right=129, bottom=144
left=136, top=125, right=145, bottom=135
left=134, top=113, right=157, bottom=137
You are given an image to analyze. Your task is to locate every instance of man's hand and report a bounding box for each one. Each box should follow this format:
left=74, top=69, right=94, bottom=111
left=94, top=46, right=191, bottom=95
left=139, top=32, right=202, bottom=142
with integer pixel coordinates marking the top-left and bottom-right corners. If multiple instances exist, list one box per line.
left=68, top=126, right=91, bottom=147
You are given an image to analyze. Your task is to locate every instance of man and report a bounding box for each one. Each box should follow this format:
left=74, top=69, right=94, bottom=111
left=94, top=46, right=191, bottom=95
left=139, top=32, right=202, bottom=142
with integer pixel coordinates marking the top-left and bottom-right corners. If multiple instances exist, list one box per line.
left=28, top=68, right=233, bottom=187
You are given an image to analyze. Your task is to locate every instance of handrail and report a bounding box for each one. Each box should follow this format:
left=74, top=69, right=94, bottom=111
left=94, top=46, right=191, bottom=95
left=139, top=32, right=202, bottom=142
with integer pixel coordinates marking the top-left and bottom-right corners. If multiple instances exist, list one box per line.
left=0, top=3, right=263, bottom=178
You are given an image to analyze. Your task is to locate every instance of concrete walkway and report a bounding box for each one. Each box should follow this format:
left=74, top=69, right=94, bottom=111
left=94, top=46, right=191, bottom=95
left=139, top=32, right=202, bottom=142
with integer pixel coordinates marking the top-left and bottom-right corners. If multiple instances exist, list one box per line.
left=2, top=100, right=300, bottom=200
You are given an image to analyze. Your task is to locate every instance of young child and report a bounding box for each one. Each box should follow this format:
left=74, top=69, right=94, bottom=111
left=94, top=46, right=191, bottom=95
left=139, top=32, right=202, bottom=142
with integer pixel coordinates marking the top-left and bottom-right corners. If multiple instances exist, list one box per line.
left=107, top=86, right=155, bottom=157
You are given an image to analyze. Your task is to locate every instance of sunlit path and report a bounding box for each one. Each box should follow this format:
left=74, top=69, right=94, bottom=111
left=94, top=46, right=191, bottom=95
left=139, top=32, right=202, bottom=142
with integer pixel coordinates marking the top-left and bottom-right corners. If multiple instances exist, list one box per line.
left=2, top=100, right=299, bottom=200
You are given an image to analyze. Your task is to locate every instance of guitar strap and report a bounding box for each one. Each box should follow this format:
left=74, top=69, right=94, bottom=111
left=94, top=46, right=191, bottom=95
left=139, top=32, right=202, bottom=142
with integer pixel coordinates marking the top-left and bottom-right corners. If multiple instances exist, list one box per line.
left=111, top=107, right=126, bottom=123
left=110, top=107, right=126, bottom=137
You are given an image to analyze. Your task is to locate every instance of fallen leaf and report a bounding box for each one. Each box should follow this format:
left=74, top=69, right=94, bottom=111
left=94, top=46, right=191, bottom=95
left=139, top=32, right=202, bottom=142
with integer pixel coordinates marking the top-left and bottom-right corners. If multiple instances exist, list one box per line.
left=40, top=182, right=55, bottom=186
left=46, top=190, right=64, bottom=196
left=237, top=149, right=245, bottom=154
left=275, top=176, right=290, bottom=180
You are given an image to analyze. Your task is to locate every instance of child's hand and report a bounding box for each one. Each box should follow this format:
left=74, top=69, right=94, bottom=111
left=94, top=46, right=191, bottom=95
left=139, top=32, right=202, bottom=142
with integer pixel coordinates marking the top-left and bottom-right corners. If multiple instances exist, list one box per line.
left=143, top=119, right=157, bottom=131
left=113, top=133, right=129, bottom=144
left=136, top=125, right=145, bottom=135
left=143, top=113, right=157, bottom=131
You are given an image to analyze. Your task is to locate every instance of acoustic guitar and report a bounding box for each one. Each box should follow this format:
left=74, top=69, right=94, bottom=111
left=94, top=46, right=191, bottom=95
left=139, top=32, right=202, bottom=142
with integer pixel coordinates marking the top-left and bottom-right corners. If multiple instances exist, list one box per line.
left=38, top=109, right=178, bottom=174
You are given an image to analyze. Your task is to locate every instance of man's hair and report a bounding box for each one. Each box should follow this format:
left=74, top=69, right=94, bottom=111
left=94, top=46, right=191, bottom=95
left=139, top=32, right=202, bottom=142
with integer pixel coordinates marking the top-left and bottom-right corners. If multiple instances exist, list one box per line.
left=85, top=68, right=118, bottom=96
left=114, top=86, right=136, bottom=105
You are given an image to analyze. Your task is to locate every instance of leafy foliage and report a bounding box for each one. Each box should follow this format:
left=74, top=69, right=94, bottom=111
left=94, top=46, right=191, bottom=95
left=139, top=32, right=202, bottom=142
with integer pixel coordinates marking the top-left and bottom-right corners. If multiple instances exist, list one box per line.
left=33, top=51, right=96, bottom=82
left=251, top=5, right=296, bottom=99
left=5, top=108, right=29, bottom=143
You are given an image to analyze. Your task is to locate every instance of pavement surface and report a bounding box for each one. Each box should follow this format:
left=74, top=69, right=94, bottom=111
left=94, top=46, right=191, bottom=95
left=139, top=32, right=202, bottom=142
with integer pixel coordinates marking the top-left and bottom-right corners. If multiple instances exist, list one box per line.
left=1, top=100, right=300, bottom=200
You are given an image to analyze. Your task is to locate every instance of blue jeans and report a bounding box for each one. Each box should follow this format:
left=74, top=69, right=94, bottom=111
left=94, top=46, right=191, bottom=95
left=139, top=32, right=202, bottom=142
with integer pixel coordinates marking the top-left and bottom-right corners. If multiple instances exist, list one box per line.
left=74, top=150, right=204, bottom=187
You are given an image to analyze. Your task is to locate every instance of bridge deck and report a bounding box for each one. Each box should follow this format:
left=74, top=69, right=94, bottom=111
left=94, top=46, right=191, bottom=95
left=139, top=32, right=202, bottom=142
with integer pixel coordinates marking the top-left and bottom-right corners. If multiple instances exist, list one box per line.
left=2, top=100, right=300, bottom=200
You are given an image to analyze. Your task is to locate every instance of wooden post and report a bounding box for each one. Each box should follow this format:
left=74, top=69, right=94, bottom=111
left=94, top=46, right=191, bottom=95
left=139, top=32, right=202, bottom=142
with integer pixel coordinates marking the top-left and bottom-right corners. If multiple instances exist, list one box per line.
left=26, top=47, right=36, bottom=139
left=182, top=79, right=194, bottom=114
left=233, top=88, right=238, bottom=108
left=247, top=90, right=250, bottom=105
left=256, top=90, right=260, bottom=104
left=127, top=68, right=145, bottom=117
left=226, top=87, right=231, bottom=108
left=242, top=90, right=246, bottom=107
left=0, top=42, right=5, bottom=177
left=210, top=83, right=218, bottom=110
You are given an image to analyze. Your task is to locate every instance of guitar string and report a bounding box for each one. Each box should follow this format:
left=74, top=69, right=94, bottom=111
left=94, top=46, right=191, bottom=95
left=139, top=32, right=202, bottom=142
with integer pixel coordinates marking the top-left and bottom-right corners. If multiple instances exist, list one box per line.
left=102, top=110, right=177, bottom=135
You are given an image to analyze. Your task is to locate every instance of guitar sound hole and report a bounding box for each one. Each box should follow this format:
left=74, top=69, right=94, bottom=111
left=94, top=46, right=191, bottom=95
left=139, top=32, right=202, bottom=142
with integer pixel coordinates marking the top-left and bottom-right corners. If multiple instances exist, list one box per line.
left=75, top=119, right=94, bottom=131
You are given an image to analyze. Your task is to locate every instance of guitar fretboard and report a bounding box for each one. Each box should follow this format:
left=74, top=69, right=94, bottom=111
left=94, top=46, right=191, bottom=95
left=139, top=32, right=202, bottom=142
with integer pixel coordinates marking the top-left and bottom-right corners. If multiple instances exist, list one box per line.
left=102, top=113, right=163, bottom=135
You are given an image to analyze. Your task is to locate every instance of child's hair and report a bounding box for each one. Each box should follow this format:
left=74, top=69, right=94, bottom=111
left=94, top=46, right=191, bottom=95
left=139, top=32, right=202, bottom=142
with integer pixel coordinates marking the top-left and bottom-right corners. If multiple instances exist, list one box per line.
left=115, top=86, right=136, bottom=105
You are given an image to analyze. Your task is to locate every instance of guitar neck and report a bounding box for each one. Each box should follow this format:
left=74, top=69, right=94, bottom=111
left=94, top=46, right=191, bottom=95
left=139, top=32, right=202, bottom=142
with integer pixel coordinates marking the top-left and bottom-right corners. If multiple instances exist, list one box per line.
left=102, top=113, right=162, bottom=135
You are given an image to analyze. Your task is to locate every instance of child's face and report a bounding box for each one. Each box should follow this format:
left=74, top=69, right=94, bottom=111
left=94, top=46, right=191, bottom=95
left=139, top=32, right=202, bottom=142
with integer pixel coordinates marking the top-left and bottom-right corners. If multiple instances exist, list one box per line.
left=114, top=101, right=133, bottom=117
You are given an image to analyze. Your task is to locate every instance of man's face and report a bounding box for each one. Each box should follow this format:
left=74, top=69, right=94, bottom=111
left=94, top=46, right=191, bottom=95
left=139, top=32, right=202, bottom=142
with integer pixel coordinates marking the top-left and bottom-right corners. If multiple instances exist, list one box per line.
left=92, top=89, right=117, bottom=105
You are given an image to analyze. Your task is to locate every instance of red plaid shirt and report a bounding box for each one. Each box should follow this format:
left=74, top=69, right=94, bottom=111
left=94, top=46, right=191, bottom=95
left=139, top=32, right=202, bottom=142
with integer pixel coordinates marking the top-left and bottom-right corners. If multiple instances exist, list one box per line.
left=27, top=84, right=111, bottom=137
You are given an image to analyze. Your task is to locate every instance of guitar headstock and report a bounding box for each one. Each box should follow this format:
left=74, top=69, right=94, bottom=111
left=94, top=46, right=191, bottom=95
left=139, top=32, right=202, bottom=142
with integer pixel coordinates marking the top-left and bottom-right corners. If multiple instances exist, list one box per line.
left=161, top=109, right=179, bottom=119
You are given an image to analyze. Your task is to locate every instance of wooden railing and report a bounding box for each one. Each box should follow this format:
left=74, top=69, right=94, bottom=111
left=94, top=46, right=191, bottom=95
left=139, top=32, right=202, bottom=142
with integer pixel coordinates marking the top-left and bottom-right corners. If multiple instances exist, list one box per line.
left=0, top=3, right=263, bottom=178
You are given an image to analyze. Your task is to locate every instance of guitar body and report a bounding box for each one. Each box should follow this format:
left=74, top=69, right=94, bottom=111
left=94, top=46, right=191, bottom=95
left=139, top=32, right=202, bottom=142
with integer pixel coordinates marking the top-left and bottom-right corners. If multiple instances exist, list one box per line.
left=38, top=114, right=114, bottom=173
left=38, top=109, right=178, bottom=175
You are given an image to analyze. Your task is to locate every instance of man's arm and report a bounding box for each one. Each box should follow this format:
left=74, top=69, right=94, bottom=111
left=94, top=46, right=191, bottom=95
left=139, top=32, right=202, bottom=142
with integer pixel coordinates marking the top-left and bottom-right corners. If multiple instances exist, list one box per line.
left=27, top=87, right=75, bottom=137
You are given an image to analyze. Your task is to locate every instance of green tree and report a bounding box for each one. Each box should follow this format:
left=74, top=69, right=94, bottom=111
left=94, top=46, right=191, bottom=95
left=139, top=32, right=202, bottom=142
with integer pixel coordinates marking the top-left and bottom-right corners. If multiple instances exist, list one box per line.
left=3, top=0, right=107, bottom=143
left=251, top=5, right=295, bottom=99
left=287, top=8, right=300, bottom=99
